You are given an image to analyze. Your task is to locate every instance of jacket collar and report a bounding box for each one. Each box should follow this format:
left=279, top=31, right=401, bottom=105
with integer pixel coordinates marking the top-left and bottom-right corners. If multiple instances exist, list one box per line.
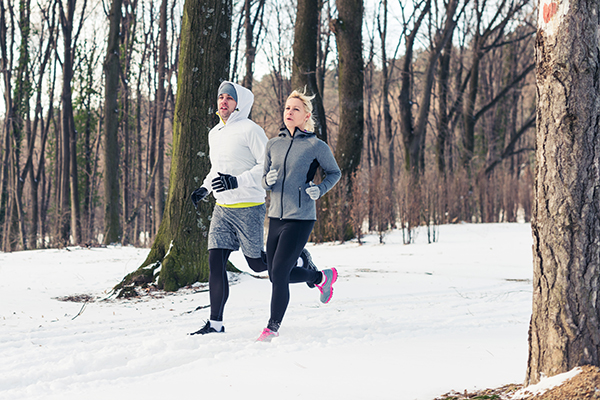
left=278, top=126, right=315, bottom=138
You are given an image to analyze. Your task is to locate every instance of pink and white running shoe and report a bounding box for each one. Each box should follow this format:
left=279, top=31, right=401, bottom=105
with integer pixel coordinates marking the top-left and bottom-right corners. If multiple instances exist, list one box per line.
left=316, top=268, right=338, bottom=304
left=256, top=328, right=279, bottom=342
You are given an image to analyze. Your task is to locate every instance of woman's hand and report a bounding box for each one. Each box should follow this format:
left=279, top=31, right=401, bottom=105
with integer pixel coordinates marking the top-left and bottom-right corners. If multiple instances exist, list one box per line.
left=305, top=182, right=320, bottom=200
left=266, top=168, right=278, bottom=186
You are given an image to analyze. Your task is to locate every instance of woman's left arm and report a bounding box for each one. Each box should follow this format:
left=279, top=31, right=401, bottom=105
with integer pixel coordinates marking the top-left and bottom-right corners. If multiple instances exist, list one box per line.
left=315, top=141, right=341, bottom=196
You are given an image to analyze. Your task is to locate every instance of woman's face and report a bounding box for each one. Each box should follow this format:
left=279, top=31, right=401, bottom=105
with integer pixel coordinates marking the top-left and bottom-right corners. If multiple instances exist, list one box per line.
left=283, top=97, right=310, bottom=134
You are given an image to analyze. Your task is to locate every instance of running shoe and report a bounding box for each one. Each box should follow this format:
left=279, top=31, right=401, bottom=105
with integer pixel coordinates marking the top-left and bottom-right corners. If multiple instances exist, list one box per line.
left=256, top=328, right=279, bottom=342
left=189, top=320, right=224, bottom=335
left=316, top=268, right=338, bottom=304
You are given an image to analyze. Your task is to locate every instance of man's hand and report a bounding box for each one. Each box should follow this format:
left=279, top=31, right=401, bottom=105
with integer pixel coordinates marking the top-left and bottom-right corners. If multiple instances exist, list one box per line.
left=191, top=187, right=209, bottom=208
left=212, top=172, right=238, bottom=192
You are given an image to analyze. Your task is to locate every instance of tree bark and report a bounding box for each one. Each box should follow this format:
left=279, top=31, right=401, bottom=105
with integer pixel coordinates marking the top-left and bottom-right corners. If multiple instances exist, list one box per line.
left=10, top=0, right=32, bottom=250
left=330, top=0, right=363, bottom=178
left=103, top=0, right=122, bottom=244
left=60, top=0, right=83, bottom=245
left=435, top=20, right=453, bottom=175
left=378, top=0, right=394, bottom=227
left=115, top=0, right=232, bottom=294
left=154, top=0, right=168, bottom=237
left=292, top=0, right=327, bottom=142
left=0, top=0, right=14, bottom=250
left=527, top=0, right=600, bottom=385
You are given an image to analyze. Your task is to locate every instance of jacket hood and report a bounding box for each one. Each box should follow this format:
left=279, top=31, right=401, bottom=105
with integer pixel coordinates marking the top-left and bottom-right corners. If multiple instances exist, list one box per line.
left=217, top=81, right=254, bottom=125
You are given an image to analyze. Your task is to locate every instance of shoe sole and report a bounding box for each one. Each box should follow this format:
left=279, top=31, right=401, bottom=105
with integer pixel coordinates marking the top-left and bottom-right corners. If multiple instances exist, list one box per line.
left=257, top=331, right=279, bottom=342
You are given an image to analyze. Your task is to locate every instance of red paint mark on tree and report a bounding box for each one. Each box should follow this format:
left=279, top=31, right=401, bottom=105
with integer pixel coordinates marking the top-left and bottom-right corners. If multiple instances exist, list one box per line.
left=543, top=2, right=558, bottom=24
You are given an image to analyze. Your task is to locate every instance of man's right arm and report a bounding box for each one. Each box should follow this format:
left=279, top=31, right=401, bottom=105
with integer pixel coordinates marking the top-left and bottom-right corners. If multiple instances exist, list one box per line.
left=235, top=124, right=268, bottom=188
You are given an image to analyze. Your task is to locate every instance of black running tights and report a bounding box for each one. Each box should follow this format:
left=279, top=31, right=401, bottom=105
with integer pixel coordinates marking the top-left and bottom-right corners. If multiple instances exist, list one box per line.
left=209, top=249, right=267, bottom=322
left=265, top=218, right=319, bottom=331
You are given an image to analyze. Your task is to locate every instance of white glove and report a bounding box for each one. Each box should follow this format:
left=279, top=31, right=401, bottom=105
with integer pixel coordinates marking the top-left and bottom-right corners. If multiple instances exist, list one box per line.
left=266, top=168, right=278, bottom=186
left=305, top=182, right=320, bottom=200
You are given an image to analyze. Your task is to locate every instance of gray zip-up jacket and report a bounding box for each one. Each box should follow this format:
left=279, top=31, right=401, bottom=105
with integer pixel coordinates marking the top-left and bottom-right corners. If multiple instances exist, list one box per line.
left=262, top=127, right=341, bottom=220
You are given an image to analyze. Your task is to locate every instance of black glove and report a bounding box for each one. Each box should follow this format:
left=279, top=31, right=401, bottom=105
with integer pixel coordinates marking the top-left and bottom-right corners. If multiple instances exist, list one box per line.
left=212, top=172, right=238, bottom=192
left=191, top=187, right=209, bottom=208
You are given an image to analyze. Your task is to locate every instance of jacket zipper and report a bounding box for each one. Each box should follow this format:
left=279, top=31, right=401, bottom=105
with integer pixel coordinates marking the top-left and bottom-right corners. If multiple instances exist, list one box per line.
left=298, top=187, right=302, bottom=208
left=280, top=137, right=294, bottom=219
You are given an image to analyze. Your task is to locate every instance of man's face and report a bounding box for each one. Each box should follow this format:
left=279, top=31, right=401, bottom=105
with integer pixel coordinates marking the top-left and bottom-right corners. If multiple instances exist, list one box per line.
left=218, top=94, right=237, bottom=122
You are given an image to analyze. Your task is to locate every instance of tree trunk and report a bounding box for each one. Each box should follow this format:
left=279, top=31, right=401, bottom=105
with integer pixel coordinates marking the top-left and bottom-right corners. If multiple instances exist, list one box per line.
left=241, top=0, right=253, bottom=90
left=435, top=21, right=453, bottom=175
left=103, top=0, right=122, bottom=244
left=115, top=0, right=232, bottom=295
left=10, top=0, right=32, bottom=250
left=0, top=0, right=13, bottom=250
left=328, top=0, right=363, bottom=241
left=292, top=0, right=327, bottom=142
left=400, top=0, right=458, bottom=179
left=379, top=0, right=394, bottom=227
left=58, top=0, right=82, bottom=245
left=154, top=0, right=168, bottom=237
left=527, top=0, right=600, bottom=385
left=330, top=0, right=363, bottom=177
left=398, top=0, right=430, bottom=179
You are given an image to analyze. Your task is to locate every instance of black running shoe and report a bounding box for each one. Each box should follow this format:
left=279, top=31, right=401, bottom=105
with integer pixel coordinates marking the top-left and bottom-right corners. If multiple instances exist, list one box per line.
left=300, top=248, right=318, bottom=288
left=189, top=320, right=224, bottom=335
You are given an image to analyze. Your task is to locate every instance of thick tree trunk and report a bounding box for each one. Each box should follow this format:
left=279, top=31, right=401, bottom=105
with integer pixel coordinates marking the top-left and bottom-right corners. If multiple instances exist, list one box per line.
left=325, top=0, right=363, bottom=241
left=292, top=0, right=327, bottom=142
left=527, top=0, right=600, bottom=385
left=330, top=0, right=363, bottom=177
left=103, top=0, right=122, bottom=244
left=115, top=0, right=232, bottom=294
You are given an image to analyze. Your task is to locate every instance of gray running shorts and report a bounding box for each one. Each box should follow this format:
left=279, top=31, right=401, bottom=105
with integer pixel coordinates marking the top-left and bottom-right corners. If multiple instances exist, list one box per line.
left=208, top=203, right=266, bottom=258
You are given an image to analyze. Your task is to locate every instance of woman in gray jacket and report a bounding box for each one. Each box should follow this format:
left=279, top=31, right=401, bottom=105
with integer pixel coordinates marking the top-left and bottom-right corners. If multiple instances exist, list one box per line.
left=257, top=89, right=341, bottom=342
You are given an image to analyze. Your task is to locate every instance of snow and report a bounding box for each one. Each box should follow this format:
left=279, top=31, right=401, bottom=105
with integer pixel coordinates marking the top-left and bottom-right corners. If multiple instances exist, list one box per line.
left=0, top=223, right=534, bottom=400
left=512, top=367, right=582, bottom=399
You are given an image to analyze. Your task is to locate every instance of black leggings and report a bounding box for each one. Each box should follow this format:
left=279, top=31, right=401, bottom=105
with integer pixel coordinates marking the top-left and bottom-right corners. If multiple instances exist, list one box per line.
left=208, top=249, right=267, bottom=322
left=265, top=218, right=320, bottom=331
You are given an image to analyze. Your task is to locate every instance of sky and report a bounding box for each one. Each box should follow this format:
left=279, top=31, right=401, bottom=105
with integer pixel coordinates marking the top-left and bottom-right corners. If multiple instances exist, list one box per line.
left=0, top=222, right=549, bottom=400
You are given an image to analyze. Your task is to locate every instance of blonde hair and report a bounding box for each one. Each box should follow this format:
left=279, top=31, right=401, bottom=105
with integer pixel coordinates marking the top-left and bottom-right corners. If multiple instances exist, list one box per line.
left=287, top=88, right=316, bottom=132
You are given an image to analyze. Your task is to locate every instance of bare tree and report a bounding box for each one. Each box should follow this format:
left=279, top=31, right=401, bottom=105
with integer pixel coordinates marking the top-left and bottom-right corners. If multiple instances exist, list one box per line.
left=26, top=0, right=58, bottom=248
left=4, top=0, right=33, bottom=250
left=0, top=0, right=16, bottom=250
left=330, top=0, right=364, bottom=179
left=115, top=0, right=232, bottom=294
left=58, top=0, right=87, bottom=245
left=328, top=0, right=364, bottom=241
left=153, top=0, right=168, bottom=236
left=291, top=0, right=327, bottom=141
left=398, top=0, right=461, bottom=179
left=73, top=34, right=102, bottom=244
left=459, top=0, right=529, bottom=170
left=103, top=0, right=122, bottom=244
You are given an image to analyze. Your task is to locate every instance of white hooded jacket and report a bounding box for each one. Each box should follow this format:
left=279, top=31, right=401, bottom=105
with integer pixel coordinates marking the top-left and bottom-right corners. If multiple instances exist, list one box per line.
left=201, top=81, right=267, bottom=206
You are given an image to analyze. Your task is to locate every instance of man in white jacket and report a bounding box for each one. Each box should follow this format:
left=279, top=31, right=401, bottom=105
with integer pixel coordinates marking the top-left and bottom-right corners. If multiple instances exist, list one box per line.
left=189, top=81, right=317, bottom=336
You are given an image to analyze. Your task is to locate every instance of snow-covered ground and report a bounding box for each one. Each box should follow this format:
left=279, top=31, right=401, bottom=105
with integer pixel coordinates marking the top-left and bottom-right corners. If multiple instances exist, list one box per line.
left=0, top=223, right=534, bottom=400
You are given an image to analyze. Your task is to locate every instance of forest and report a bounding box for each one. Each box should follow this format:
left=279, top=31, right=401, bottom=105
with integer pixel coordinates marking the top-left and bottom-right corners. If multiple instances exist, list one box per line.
left=0, top=0, right=535, bottom=252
